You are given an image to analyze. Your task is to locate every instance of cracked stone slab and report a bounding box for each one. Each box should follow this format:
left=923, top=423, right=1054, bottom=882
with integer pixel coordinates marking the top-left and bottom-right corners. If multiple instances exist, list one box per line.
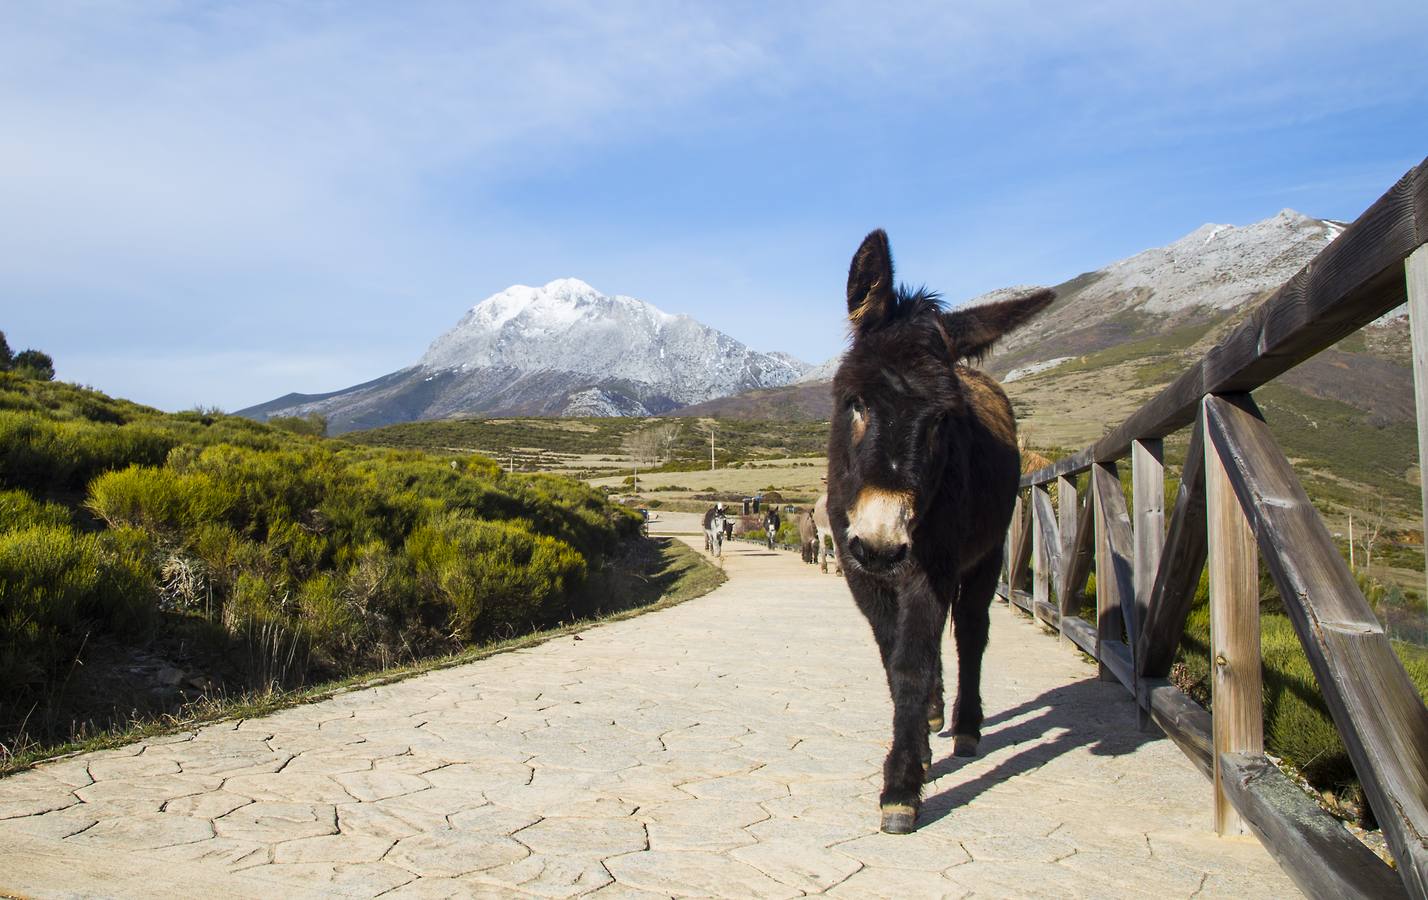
left=731, top=838, right=865, bottom=893
left=606, top=849, right=800, bottom=899
left=214, top=801, right=337, bottom=843
left=386, top=826, right=529, bottom=877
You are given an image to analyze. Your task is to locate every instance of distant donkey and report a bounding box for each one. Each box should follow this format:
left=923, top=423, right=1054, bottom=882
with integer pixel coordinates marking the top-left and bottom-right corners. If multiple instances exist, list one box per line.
left=702, top=504, right=729, bottom=557
left=797, top=508, right=819, bottom=564
left=827, top=229, right=1053, bottom=834
left=812, top=493, right=840, bottom=574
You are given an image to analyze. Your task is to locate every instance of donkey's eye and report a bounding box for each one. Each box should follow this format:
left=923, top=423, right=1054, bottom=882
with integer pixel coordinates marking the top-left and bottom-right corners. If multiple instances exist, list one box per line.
left=849, top=398, right=866, bottom=416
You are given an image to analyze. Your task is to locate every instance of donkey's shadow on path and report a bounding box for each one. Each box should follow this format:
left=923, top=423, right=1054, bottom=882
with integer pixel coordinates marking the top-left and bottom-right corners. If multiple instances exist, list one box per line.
left=917, top=675, right=1161, bottom=826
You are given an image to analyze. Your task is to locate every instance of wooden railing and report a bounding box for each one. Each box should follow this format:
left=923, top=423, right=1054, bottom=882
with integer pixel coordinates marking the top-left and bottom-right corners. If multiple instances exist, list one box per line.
left=999, top=157, right=1428, bottom=900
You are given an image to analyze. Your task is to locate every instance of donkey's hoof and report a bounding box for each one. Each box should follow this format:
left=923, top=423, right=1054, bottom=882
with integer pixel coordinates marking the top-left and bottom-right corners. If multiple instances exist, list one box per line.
left=880, top=803, right=918, bottom=834
left=928, top=713, right=944, bottom=732
left=953, top=734, right=980, bottom=757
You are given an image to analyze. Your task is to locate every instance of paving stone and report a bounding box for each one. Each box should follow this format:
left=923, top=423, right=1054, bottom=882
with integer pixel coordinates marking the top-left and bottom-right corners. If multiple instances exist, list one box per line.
left=162, top=790, right=254, bottom=820
left=369, top=787, right=492, bottom=831
left=336, top=802, right=423, bottom=841
left=514, top=815, right=647, bottom=858
left=832, top=830, right=972, bottom=872
left=0, top=786, right=80, bottom=820
left=214, top=801, right=337, bottom=842
left=826, top=865, right=970, bottom=898
left=73, top=774, right=223, bottom=814
left=333, top=770, right=431, bottom=802
left=240, top=861, right=415, bottom=896
left=469, top=854, right=615, bottom=898
left=731, top=838, right=864, bottom=893
left=224, top=768, right=353, bottom=802
left=605, top=849, right=800, bottom=899
left=386, top=826, right=529, bottom=877
left=68, top=812, right=214, bottom=850
left=146, top=835, right=268, bottom=869
left=85, top=754, right=182, bottom=781
left=272, top=832, right=396, bottom=864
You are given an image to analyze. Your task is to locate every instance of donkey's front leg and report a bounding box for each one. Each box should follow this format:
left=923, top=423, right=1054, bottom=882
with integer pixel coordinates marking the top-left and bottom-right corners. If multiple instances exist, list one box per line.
left=880, top=592, right=946, bottom=834
left=950, top=553, right=998, bottom=757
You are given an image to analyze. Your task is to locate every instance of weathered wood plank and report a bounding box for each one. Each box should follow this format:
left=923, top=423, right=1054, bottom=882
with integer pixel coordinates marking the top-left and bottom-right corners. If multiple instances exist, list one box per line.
left=1219, top=752, right=1408, bottom=900
left=1057, top=474, right=1078, bottom=584
left=1006, top=494, right=1022, bottom=588
left=1032, top=484, right=1060, bottom=601
left=1205, top=395, right=1264, bottom=837
left=1132, top=439, right=1165, bottom=660
left=1033, top=599, right=1060, bottom=630
left=1144, top=678, right=1213, bottom=779
left=1060, top=615, right=1098, bottom=657
left=1092, top=462, right=1137, bottom=671
left=1008, top=588, right=1034, bottom=615
left=1136, top=413, right=1208, bottom=681
left=1059, top=484, right=1096, bottom=620
left=1100, top=638, right=1134, bottom=693
left=1021, top=158, right=1428, bottom=489
left=1008, top=494, right=1033, bottom=594
left=1407, top=244, right=1428, bottom=599
left=1205, top=394, right=1428, bottom=896
left=1020, top=447, right=1094, bottom=487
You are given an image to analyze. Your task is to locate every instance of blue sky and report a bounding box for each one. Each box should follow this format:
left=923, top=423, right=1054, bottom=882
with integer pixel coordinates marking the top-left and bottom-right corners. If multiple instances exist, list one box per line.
left=3, top=1, right=1426, bottom=412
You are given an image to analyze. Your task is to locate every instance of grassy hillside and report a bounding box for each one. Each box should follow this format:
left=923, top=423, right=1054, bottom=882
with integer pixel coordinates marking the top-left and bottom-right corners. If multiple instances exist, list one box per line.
left=347, top=415, right=830, bottom=471
left=0, top=370, right=677, bottom=767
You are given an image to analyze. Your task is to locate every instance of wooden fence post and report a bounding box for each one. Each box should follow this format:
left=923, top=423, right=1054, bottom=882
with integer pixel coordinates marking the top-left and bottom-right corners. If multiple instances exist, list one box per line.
left=1204, top=397, right=1263, bottom=837
left=1092, top=462, right=1134, bottom=682
left=1406, top=244, right=1428, bottom=611
left=1032, top=483, right=1051, bottom=614
left=1057, top=474, right=1078, bottom=639
left=1132, top=438, right=1165, bottom=725
left=1008, top=493, right=1024, bottom=591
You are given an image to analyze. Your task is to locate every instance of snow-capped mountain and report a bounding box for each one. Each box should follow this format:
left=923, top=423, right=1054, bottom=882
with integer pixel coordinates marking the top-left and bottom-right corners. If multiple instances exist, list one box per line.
left=979, top=209, right=1346, bottom=373
left=682, top=209, right=1356, bottom=421
left=239, top=279, right=808, bottom=433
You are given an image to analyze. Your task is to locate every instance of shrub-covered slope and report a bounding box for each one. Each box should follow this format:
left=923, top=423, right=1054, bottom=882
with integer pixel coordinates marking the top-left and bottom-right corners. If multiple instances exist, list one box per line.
left=0, top=372, right=641, bottom=758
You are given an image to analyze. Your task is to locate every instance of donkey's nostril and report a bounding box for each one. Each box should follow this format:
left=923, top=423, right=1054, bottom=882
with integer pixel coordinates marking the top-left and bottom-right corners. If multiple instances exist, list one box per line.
left=847, top=536, right=867, bottom=565
left=848, top=537, right=908, bottom=571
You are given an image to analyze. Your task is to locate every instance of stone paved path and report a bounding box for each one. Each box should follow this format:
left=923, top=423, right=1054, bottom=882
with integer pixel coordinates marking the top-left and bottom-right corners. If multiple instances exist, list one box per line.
left=0, top=512, right=1298, bottom=899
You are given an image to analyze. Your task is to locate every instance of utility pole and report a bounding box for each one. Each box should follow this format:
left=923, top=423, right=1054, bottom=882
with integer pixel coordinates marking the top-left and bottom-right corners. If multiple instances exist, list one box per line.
left=710, top=425, right=716, bottom=471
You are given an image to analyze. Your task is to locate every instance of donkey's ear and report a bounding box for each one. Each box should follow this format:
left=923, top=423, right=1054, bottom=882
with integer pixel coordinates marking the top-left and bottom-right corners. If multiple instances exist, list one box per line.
left=940, top=288, right=1056, bottom=361
left=847, top=229, right=896, bottom=331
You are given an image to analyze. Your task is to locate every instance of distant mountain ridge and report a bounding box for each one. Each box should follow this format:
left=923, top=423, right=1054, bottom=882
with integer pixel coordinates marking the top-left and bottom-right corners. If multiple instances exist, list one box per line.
left=240, top=278, right=807, bottom=433
left=701, top=208, right=1352, bottom=421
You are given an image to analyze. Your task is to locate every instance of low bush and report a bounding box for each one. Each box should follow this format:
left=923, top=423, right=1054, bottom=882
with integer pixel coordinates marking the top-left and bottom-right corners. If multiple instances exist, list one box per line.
left=0, top=524, right=154, bottom=697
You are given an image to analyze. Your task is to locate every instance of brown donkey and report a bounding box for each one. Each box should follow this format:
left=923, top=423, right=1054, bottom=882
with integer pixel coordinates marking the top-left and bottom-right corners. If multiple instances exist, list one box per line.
left=827, top=229, right=1053, bottom=834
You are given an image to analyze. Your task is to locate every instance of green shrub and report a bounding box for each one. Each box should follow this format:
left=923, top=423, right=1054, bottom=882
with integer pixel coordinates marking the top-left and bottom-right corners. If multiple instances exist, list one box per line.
left=0, top=412, right=177, bottom=492
left=0, top=524, right=154, bottom=692
left=88, top=465, right=237, bottom=533
left=0, top=488, right=71, bottom=531
left=406, top=517, right=586, bottom=639
left=297, top=572, right=357, bottom=653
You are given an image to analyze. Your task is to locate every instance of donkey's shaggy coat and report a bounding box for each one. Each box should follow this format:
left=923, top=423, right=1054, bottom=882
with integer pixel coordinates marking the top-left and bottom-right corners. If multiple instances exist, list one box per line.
left=827, top=229, right=1053, bottom=833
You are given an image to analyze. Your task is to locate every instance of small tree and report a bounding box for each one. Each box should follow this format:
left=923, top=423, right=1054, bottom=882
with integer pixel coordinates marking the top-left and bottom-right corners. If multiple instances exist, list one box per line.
left=13, top=349, right=54, bottom=381
left=621, top=422, right=682, bottom=491
left=0, top=331, right=12, bottom=370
